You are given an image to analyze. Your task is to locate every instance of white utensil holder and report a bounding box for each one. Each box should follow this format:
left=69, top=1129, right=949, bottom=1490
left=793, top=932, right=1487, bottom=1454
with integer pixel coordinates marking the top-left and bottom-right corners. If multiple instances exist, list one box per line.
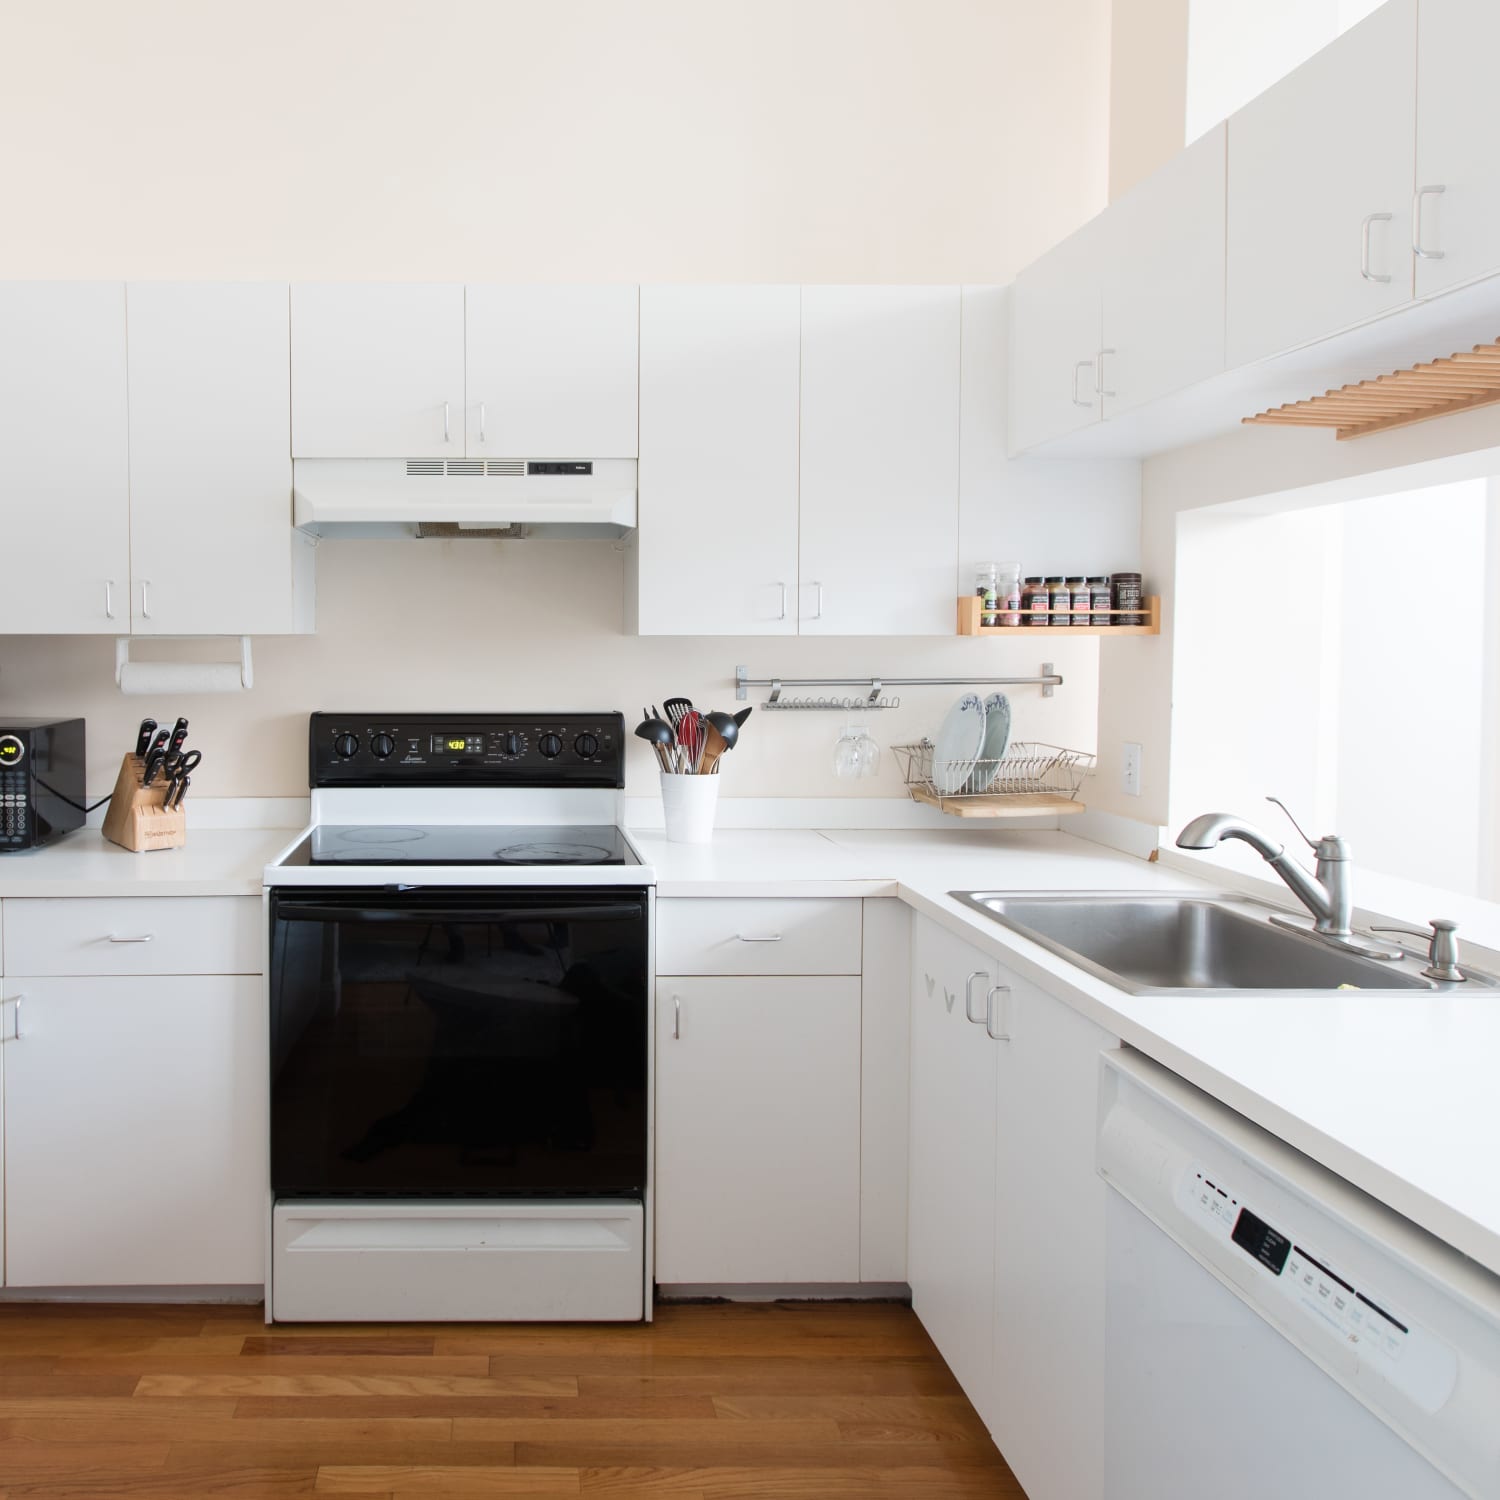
left=660, top=771, right=719, bottom=844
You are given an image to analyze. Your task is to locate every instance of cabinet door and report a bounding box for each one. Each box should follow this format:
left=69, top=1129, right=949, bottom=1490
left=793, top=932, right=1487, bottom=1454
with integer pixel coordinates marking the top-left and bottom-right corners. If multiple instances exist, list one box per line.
left=127, top=283, right=307, bottom=635
left=990, top=965, right=1118, bottom=1500
left=635, top=286, right=801, bottom=636
left=466, top=285, right=638, bottom=457
left=4, top=977, right=266, bottom=1286
left=1414, top=0, right=1500, bottom=298
left=291, top=283, right=465, bottom=458
left=907, top=918, right=999, bottom=1420
left=0, top=283, right=131, bottom=633
left=1101, top=124, right=1227, bottom=420
left=1008, top=221, right=1106, bottom=454
left=1225, top=0, right=1417, bottom=367
left=654, top=976, right=861, bottom=1283
left=799, top=287, right=960, bottom=635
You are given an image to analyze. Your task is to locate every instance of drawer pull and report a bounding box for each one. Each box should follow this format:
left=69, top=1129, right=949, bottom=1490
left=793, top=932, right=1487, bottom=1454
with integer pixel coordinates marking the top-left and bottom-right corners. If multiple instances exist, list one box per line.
left=964, top=969, right=988, bottom=1024
left=107, top=933, right=156, bottom=944
left=8, top=994, right=22, bottom=1042
left=735, top=933, right=783, bottom=943
left=673, top=995, right=681, bottom=1040
left=985, top=983, right=1012, bottom=1042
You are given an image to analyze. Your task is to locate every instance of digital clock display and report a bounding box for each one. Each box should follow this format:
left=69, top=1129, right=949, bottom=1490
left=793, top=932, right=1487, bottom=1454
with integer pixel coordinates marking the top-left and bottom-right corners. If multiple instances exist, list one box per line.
left=431, top=733, right=483, bottom=755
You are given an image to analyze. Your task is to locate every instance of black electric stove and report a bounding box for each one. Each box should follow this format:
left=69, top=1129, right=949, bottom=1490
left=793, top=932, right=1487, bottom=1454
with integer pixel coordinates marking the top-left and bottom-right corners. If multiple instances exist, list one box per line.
left=279, top=822, right=641, bottom=867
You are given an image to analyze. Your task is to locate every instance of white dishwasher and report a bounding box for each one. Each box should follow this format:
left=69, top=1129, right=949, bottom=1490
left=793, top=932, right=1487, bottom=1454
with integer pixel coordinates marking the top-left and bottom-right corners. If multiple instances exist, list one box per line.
left=1097, top=1051, right=1500, bottom=1500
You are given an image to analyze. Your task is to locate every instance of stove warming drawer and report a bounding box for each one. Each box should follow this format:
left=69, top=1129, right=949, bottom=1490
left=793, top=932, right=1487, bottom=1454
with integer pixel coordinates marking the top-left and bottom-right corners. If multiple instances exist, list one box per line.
left=271, top=1200, right=644, bottom=1322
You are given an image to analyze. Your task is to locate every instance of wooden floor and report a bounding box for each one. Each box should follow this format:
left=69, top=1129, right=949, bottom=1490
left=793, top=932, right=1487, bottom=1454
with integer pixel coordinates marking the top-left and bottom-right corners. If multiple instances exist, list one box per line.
left=0, top=1301, right=1027, bottom=1498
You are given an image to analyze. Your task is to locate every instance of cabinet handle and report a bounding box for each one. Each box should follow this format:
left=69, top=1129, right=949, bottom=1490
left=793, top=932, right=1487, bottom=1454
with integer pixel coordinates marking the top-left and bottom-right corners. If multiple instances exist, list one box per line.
left=1096, top=348, right=1117, bottom=399
left=735, top=933, right=782, bottom=943
left=140, top=579, right=152, bottom=620
left=963, top=969, right=988, bottom=1024
left=1413, top=185, right=1446, bottom=260
left=1360, top=212, right=1393, bottom=283
left=9, top=994, right=22, bottom=1042
left=479, top=402, right=487, bottom=445
left=444, top=400, right=452, bottom=444
left=1071, top=359, right=1096, bottom=407
left=104, top=580, right=116, bottom=620
left=673, top=995, right=681, bottom=1041
left=808, top=582, right=824, bottom=620
left=107, top=933, right=155, bottom=944
left=777, top=583, right=788, bottom=621
left=985, top=983, right=1011, bottom=1042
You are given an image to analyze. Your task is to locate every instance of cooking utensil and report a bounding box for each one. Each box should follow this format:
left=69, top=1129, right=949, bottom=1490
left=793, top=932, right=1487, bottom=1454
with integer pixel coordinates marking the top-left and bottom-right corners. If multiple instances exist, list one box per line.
left=635, top=713, right=676, bottom=773
left=662, top=697, right=693, bottom=731
left=167, top=717, right=190, bottom=757
left=699, top=711, right=739, bottom=775
left=145, top=727, right=170, bottom=761
left=676, top=710, right=705, bottom=771
left=732, top=707, right=753, bottom=729
left=143, top=749, right=166, bottom=787
left=170, top=775, right=190, bottom=809
left=134, top=718, right=158, bottom=758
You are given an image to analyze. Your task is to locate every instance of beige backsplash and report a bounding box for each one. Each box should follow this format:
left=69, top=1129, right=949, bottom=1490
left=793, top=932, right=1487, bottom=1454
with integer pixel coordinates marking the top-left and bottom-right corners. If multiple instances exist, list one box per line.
left=0, top=539, right=1102, bottom=803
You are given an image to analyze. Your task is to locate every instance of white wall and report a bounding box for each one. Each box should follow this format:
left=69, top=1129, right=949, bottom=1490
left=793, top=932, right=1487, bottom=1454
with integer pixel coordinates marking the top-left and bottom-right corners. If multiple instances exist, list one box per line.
left=0, top=0, right=1122, bottom=805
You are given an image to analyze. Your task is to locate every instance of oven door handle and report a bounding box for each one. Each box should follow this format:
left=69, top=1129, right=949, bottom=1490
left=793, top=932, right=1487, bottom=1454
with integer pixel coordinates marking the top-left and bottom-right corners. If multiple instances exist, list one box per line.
left=273, top=901, right=645, bottom=925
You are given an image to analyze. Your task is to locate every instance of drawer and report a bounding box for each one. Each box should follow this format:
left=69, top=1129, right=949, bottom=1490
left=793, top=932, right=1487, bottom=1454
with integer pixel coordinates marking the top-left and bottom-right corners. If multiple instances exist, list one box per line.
left=656, top=898, right=861, bottom=976
left=2, top=897, right=262, bottom=976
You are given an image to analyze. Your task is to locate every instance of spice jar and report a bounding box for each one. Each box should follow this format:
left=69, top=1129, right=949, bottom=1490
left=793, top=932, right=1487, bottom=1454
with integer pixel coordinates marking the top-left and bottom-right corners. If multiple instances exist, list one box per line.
left=996, top=563, right=1022, bottom=627
left=1068, top=576, right=1090, bottom=625
left=1023, top=576, right=1047, bottom=626
left=1112, top=572, right=1144, bottom=627
left=1089, top=576, right=1111, bottom=626
left=1047, top=576, right=1070, bottom=626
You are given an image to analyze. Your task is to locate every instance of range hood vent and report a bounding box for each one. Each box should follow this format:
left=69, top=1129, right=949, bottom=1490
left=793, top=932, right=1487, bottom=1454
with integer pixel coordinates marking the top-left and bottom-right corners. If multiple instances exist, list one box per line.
left=293, top=458, right=637, bottom=540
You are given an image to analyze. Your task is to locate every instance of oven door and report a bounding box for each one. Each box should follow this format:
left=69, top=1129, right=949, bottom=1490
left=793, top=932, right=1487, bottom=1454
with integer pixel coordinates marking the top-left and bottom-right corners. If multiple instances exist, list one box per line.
left=269, top=886, right=648, bottom=1200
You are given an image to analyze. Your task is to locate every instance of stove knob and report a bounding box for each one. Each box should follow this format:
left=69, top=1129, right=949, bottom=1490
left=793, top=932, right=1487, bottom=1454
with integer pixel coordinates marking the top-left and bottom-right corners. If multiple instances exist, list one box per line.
left=333, top=732, right=360, bottom=760
left=370, top=733, right=395, bottom=760
left=574, top=733, right=600, bottom=759
left=538, top=733, right=563, bottom=759
left=504, top=731, right=525, bottom=757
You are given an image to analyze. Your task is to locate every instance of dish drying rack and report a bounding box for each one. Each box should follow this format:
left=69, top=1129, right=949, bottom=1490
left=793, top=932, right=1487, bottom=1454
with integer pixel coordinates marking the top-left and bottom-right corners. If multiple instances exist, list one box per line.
left=893, top=740, right=1095, bottom=818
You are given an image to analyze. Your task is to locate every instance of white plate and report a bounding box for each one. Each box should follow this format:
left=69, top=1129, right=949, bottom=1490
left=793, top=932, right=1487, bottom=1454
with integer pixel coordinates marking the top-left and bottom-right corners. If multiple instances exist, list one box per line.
left=967, top=692, right=1012, bottom=793
left=931, top=693, right=988, bottom=795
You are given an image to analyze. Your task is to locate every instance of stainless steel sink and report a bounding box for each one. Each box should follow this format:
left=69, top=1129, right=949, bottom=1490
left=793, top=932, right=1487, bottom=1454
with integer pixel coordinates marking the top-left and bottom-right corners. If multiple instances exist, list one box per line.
left=951, top=891, right=1441, bottom=994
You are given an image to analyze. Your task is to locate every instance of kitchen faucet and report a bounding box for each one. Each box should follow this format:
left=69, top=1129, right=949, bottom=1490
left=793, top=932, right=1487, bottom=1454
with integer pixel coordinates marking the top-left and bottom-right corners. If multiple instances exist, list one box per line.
left=1175, top=797, right=1353, bottom=939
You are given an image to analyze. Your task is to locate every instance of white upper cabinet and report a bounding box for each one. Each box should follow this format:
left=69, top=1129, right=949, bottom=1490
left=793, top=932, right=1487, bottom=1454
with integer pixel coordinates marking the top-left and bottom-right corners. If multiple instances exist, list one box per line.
left=291, top=283, right=465, bottom=458
left=1009, top=220, right=1106, bottom=454
left=1226, top=0, right=1417, bottom=367
left=1414, top=0, right=1500, bottom=298
left=0, top=283, right=130, bottom=633
left=799, top=286, right=960, bottom=635
left=465, top=285, right=638, bottom=457
left=1100, top=123, right=1227, bottom=420
left=127, top=282, right=309, bottom=635
left=634, top=285, right=801, bottom=636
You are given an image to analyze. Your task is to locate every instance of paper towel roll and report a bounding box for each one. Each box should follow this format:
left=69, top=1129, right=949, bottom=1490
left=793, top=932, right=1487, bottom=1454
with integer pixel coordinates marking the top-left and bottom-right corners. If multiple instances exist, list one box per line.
left=116, top=662, right=247, bottom=695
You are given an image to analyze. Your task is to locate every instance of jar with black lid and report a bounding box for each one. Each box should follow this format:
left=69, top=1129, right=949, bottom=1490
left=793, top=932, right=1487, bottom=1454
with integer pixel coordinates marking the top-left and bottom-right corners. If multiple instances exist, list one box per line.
left=1047, top=576, right=1070, bottom=626
left=1088, top=576, right=1111, bottom=625
left=1022, top=576, right=1047, bottom=626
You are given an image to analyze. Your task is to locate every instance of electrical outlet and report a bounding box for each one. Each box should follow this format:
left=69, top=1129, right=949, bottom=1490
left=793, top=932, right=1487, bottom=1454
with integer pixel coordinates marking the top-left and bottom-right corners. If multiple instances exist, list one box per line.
left=1122, top=742, right=1142, bottom=797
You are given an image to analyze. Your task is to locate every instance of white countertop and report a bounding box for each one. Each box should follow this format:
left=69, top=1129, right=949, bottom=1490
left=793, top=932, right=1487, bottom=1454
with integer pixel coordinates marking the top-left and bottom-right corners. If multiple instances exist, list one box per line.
left=639, top=826, right=1500, bottom=1282
left=0, top=827, right=297, bottom=898
left=6, top=817, right=1498, bottom=1283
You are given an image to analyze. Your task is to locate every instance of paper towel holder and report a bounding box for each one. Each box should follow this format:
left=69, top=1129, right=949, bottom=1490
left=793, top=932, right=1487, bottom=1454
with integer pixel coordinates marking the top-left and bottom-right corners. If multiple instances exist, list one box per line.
left=114, top=636, right=254, bottom=695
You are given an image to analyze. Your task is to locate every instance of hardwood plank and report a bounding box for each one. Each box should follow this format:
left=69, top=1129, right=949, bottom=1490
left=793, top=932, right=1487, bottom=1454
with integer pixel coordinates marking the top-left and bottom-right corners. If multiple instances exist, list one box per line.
left=0, top=1396, right=237, bottom=1420
left=515, top=1442, right=1007, bottom=1470
left=4, top=1468, right=318, bottom=1498
left=712, top=1394, right=987, bottom=1437
left=578, top=1368, right=961, bottom=1398
left=575, top=1469, right=1022, bottom=1498
left=454, top=1418, right=843, bottom=1447
left=137, top=1373, right=576, bottom=1399
left=315, top=1467, right=578, bottom=1493
left=52, top=1355, right=494, bottom=1378
left=242, top=1337, right=436, bottom=1358
left=234, top=1396, right=716, bottom=1421
left=163, top=1441, right=518, bottom=1471
left=6, top=1417, right=455, bottom=1448
left=0, top=1376, right=138, bottom=1397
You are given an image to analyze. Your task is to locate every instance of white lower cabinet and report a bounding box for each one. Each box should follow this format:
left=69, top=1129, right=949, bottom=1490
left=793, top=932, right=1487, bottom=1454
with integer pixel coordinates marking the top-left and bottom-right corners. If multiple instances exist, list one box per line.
left=654, top=975, right=862, bottom=1283
left=908, top=914, right=1118, bottom=1500
left=3, top=975, right=265, bottom=1288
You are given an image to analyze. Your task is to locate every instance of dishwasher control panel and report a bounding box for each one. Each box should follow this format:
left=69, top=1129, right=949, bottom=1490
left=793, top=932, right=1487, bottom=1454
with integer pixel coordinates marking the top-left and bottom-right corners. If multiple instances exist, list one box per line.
left=1176, top=1162, right=1454, bottom=1412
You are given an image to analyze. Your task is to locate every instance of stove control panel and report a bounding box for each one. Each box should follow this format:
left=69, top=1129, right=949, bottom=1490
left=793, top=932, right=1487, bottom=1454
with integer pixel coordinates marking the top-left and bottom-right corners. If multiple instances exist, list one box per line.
left=309, top=713, right=626, bottom=789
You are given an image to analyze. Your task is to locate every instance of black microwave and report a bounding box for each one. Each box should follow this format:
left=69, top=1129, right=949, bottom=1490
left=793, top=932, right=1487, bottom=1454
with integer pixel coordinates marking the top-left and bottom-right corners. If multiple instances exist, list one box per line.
left=0, top=718, right=85, bottom=851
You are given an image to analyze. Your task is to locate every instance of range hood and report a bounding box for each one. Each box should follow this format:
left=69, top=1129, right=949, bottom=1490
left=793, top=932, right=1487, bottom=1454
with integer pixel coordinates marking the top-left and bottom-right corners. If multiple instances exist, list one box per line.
left=292, top=458, right=637, bottom=540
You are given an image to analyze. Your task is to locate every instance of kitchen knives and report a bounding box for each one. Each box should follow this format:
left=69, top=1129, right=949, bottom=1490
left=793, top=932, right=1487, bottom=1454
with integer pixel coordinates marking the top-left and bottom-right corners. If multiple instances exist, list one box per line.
left=134, top=718, right=158, bottom=758
left=167, top=717, right=190, bottom=758
left=143, top=749, right=166, bottom=786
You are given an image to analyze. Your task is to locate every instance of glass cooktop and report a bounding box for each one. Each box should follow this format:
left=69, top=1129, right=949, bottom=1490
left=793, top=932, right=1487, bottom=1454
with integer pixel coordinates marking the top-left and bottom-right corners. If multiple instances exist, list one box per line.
left=280, top=823, right=640, bottom=867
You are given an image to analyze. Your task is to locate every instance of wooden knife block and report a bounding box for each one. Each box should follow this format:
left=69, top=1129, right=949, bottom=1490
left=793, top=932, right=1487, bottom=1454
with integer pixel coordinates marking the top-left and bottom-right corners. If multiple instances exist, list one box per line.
left=101, top=754, right=187, bottom=853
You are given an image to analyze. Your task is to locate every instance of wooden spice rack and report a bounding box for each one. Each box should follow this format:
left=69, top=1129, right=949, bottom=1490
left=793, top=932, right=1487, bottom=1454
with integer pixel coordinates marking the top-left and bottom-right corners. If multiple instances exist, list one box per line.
left=957, top=595, right=1160, bottom=637
left=101, top=754, right=186, bottom=853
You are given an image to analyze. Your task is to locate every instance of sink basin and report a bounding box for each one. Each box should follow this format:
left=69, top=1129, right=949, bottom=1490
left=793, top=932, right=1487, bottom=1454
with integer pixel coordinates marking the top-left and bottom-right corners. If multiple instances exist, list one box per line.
left=951, top=891, right=1438, bottom=994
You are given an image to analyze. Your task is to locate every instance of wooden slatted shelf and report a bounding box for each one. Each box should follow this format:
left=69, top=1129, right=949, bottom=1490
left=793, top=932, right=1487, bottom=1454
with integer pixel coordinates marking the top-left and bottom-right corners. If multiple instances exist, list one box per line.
left=1244, top=338, right=1500, bottom=440
left=956, top=594, right=1160, bottom=637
